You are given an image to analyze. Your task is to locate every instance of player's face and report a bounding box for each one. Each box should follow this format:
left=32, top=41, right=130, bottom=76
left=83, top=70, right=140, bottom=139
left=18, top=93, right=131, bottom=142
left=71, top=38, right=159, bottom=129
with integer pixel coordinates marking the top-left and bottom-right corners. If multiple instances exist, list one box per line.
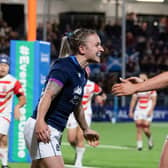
left=83, top=34, right=104, bottom=63
left=0, top=63, right=9, bottom=77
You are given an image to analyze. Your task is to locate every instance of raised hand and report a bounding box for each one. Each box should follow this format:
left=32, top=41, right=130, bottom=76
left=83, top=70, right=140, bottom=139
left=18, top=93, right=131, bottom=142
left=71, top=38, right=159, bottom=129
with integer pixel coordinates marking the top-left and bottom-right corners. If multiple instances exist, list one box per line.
left=112, top=79, right=137, bottom=96
left=120, top=77, right=143, bottom=83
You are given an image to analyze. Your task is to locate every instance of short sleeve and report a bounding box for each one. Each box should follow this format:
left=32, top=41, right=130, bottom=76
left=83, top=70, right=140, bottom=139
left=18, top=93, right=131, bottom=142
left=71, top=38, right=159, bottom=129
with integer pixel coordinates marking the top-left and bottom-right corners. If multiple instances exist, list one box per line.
left=151, top=90, right=157, bottom=97
left=94, top=83, right=102, bottom=95
left=13, top=80, right=24, bottom=96
left=48, top=69, right=69, bottom=87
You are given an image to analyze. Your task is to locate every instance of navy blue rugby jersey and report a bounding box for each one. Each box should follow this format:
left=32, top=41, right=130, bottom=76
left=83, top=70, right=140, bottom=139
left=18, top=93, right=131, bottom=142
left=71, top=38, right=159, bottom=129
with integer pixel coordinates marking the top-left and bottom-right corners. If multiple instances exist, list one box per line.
left=31, top=56, right=87, bottom=131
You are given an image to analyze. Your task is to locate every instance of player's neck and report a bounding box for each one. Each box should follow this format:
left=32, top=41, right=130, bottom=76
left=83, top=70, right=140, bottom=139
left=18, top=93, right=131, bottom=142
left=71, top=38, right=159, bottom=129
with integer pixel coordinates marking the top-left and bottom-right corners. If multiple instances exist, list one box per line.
left=75, top=55, right=89, bottom=69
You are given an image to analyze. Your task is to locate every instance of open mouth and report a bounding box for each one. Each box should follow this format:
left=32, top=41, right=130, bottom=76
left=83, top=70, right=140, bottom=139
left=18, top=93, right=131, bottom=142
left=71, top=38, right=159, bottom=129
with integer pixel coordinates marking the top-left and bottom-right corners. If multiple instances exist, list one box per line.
left=96, top=52, right=101, bottom=57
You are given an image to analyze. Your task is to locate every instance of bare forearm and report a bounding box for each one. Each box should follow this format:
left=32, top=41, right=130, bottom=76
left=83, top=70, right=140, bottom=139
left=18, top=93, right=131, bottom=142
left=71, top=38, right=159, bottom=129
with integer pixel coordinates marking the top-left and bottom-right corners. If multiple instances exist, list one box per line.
left=129, top=96, right=137, bottom=113
left=74, top=104, right=89, bottom=131
left=136, top=72, right=168, bottom=92
left=36, top=80, right=62, bottom=121
left=17, top=95, right=26, bottom=107
left=129, top=101, right=135, bottom=113
left=37, top=93, right=52, bottom=121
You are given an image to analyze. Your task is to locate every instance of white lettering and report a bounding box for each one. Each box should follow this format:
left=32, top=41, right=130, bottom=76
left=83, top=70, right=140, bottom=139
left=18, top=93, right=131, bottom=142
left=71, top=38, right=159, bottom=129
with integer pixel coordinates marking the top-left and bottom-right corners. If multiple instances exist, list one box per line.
left=118, top=110, right=128, bottom=119
left=17, top=49, right=30, bottom=158
left=20, top=56, right=30, bottom=64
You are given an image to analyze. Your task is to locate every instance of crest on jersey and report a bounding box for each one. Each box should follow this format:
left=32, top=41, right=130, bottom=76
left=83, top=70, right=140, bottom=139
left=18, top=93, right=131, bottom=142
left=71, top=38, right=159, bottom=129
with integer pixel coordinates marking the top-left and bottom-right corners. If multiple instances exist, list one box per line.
left=70, top=86, right=82, bottom=105
left=74, top=86, right=82, bottom=95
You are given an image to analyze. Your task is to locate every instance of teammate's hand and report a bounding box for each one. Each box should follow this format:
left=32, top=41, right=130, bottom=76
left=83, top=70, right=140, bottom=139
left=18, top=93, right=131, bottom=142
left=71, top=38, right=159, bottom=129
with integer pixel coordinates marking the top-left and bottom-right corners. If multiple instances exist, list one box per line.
left=35, top=119, right=51, bottom=144
left=120, top=77, right=143, bottom=83
left=83, top=129, right=99, bottom=147
left=112, top=79, right=137, bottom=96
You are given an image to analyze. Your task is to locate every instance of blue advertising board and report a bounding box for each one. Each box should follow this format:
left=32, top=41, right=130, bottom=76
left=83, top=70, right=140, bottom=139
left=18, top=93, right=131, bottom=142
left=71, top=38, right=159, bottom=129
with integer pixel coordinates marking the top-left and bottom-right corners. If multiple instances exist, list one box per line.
left=9, top=40, right=50, bottom=162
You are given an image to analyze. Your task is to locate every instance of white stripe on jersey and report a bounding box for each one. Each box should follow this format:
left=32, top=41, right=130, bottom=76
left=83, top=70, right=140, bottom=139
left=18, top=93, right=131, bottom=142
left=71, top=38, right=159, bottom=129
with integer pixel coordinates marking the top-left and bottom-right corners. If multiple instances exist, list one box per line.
left=82, top=80, right=101, bottom=112
left=0, top=74, right=24, bottom=119
left=135, top=90, right=157, bottom=111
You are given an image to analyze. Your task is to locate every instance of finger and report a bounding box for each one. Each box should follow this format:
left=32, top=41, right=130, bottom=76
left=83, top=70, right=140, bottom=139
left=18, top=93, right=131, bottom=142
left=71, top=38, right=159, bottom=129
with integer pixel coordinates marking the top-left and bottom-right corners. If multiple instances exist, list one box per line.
left=37, top=131, right=50, bottom=143
left=43, top=130, right=51, bottom=143
left=113, top=84, right=122, bottom=88
left=36, top=132, right=43, bottom=142
left=88, top=140, right=99, bottom=147
left=128, top=77, right=143, bottom=83
left=119, top=77, right=127, bottom=83
left=126, top=77, right=135, bottom=81
left=46, top=130, right=51, bottom=143
left=94, top=134, right=99, bottom=141
left=112, top=89, right=121, bottom=95
left=116, top=93, right=124, bottom=96
left=112, top=87, right=120, bottom=93
left=89, top=135, right=99, bottom=143
left=88, top=134, right=99, bottom=141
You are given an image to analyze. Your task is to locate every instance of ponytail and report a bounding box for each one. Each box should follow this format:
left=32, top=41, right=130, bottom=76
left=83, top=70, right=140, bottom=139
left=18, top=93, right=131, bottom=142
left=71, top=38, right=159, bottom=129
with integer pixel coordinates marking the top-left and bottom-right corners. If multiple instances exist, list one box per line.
left=59, top=36, right=72, bottom=58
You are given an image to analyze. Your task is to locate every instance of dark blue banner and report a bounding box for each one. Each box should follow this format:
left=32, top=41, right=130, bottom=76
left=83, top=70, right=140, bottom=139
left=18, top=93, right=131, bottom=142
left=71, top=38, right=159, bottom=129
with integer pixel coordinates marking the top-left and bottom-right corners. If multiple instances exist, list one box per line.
left=92, top=105, right=168, bottom=122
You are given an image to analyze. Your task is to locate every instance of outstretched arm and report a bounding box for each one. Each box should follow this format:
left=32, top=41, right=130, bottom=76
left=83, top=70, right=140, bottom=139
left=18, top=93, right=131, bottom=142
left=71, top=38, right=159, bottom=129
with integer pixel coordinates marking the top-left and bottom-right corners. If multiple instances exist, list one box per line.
left=135, top=72, right=168, bottom=92
left=112, top=72, right=168, bottom=96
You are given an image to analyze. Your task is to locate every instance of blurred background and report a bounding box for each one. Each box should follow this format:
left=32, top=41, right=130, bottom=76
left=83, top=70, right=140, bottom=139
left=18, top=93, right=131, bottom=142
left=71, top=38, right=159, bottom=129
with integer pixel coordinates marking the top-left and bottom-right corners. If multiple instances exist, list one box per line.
left=0, top=0, right=168, bottom=120
left=0, top=0, right=168, bottom=167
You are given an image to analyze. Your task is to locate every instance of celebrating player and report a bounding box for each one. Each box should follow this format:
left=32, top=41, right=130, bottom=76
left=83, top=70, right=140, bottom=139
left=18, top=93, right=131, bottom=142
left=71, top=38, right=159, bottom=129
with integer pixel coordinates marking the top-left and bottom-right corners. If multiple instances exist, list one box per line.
left=24, top=28, right=104, bottom=168
left=67, top=66, right=106, bottom=167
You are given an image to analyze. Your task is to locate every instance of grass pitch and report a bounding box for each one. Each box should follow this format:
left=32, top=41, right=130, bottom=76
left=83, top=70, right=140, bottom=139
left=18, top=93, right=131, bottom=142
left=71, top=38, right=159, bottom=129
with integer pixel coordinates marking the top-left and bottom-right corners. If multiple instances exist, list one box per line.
left=7, top=122, right=168, bottom=168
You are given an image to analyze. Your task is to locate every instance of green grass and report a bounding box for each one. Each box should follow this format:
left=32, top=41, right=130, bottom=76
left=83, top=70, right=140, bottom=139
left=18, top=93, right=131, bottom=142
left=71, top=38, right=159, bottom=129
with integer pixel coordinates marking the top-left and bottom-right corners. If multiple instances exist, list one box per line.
left=62, top=122, right=167, bottom=168
left=7, top=122, right=168, bottom=168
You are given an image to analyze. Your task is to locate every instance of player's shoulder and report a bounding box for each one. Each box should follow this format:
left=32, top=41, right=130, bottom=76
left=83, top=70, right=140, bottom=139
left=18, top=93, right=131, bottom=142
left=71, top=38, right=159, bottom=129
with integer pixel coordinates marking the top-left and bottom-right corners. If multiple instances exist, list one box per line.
left=51, top=57, right=73, bottom=71
left=87, top=79, right=94, bottom=85
left=85, top=80, right=96, bottom=87
left=4, top=74, right=17, bottom=81
left=85, top=80, right=98, bottom=91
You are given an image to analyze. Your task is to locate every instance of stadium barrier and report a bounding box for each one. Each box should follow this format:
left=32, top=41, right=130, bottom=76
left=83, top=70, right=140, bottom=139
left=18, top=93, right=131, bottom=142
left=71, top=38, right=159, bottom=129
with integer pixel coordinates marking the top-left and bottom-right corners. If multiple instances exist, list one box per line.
left=92, top=105, right=168, bottom=122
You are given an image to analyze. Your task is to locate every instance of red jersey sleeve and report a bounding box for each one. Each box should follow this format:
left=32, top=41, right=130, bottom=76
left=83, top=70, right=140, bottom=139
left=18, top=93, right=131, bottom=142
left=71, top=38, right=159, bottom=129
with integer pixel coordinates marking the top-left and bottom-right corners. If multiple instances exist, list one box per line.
left=13, top=80, right=25, bottom=96
left=94, top=83, right=102, bottom=94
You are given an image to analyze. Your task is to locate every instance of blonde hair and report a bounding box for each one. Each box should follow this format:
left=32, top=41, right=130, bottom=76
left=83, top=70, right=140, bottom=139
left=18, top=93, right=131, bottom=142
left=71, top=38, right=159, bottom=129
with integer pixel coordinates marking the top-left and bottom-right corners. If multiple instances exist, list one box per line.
left=59, top=36, right=72, bottom=58
left=59, top=28, right=97, bottom=58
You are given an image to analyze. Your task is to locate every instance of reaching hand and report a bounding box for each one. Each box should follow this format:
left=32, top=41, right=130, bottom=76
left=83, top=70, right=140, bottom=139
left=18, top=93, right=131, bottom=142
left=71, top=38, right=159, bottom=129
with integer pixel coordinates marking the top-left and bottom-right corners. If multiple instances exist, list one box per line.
left=83, top=129, right=99, bottom=147
left=35, top=120, right=51, bottom=143
left=120, top=77, right=143, bottom=83
left=112, top=79, right=137, bottom=96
